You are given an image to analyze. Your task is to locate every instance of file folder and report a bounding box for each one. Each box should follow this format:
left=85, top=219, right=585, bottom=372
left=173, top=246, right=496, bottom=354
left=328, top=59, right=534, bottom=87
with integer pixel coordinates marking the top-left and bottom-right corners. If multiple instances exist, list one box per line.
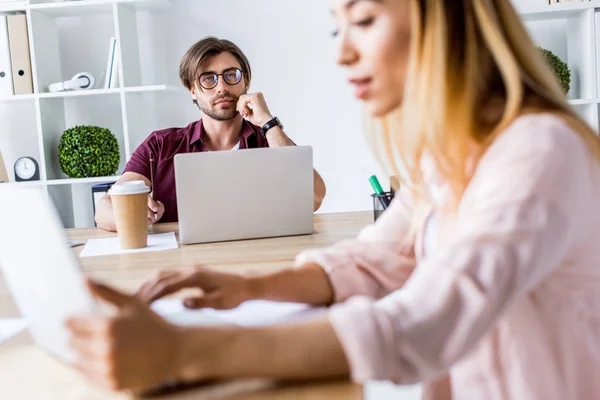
left=0, top=149, right=9, bottom=182
left=0, top=16, right=13, bottom=97
left=7, top=14, right=32, bottom=95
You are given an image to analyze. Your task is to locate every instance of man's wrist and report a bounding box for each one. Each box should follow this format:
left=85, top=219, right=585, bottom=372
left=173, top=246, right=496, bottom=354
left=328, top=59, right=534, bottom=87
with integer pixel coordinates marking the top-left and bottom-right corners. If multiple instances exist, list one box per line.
left=256, top=114, right=274, bottom=128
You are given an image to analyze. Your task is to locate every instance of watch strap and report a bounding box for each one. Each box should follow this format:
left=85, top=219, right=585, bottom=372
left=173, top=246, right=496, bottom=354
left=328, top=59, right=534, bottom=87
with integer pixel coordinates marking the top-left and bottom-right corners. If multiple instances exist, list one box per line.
left=261, top=117, right=283, bottom=135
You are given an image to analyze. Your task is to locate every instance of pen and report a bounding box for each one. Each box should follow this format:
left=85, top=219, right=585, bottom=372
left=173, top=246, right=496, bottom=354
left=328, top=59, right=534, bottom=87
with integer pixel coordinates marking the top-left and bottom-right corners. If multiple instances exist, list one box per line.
left=149, top=151, right=158, bottom=219
left=369, top=175, right=391, bottom=209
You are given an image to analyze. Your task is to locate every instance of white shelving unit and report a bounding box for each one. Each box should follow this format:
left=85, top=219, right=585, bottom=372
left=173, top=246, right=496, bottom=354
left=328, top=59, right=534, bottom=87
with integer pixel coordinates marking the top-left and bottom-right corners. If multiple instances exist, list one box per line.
left=0, top=0, right=187, bottom=228
left=513, top=0, right=600, bottom=132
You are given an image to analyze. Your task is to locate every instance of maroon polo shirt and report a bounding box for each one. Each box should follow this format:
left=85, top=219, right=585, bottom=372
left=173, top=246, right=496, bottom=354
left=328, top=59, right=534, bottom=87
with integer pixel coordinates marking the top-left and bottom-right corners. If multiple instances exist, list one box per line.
left=123, top=119, right=269, bottom=223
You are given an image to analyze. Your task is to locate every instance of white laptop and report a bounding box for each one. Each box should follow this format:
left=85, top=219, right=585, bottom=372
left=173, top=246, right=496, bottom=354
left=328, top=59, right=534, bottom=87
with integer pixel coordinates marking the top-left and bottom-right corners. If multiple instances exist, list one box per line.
left=0, top=186, right=225, bottom=365
left=174, top=146, right=314, bottom=245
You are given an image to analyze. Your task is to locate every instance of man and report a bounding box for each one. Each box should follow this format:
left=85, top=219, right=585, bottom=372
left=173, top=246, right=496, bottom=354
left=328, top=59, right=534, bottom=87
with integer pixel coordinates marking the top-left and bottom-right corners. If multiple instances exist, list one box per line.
left=95, top=37, right=327, bottom=231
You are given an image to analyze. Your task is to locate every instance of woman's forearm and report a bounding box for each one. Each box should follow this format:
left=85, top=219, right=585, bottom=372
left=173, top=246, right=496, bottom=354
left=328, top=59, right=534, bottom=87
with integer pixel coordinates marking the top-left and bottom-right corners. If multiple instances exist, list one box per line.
left=177, top=319, right=350, bottom=381
left=247, top=263, right=335, bottom=306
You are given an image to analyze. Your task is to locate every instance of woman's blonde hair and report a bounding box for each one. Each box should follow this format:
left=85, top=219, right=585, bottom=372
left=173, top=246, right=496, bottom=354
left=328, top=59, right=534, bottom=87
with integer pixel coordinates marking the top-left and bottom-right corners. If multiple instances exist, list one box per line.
left=372, top=0, right=600, bottom=221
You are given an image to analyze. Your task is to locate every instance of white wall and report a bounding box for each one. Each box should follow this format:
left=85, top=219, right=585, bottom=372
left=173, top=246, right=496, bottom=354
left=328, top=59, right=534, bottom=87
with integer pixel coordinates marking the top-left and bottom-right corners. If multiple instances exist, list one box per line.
left=135, top=0, right=386, bottom=214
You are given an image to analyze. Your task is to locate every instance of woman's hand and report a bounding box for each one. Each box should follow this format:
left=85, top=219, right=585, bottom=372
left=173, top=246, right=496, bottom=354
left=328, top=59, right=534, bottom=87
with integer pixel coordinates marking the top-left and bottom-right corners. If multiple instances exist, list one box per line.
left=66, top=279, right=350, bottom=391
left=66, top=280, right=186, bottom=391
left=136, top=267, right=254, bottom=310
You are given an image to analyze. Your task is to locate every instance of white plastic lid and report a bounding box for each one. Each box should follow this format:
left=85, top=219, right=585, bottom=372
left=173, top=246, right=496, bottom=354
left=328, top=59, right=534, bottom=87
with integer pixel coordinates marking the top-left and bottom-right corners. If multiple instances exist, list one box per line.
left=108, top=180, right=150, bottom=196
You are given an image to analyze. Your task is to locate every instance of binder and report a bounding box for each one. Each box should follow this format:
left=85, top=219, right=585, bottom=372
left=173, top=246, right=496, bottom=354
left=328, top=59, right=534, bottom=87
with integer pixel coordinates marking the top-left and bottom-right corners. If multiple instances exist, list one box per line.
left=0, top=149, right=8, bottom=182
left=0, top=16, right=13, bottom=97
left=7, top=14, right=32, bottom=95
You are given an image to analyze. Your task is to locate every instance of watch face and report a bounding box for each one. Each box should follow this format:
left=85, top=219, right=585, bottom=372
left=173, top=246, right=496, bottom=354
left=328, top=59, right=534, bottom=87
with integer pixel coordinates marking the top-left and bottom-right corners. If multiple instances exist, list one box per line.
left=15, top=157, right=36, bottom=180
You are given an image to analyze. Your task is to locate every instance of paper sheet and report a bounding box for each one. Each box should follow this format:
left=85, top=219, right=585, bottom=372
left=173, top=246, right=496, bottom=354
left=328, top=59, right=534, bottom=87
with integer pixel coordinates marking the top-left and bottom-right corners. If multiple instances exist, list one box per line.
left=0, top=318, right=26, bottom=345
left=80, top=233, right=179, bottom=258
left=151, top=299, right=327, bottom=327
left=364, top=381, right=422, bottom=400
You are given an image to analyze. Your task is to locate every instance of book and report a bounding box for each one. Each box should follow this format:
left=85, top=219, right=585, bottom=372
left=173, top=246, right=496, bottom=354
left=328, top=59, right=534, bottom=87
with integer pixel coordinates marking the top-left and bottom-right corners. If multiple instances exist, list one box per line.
left=103, top=37, right=117, bottom=89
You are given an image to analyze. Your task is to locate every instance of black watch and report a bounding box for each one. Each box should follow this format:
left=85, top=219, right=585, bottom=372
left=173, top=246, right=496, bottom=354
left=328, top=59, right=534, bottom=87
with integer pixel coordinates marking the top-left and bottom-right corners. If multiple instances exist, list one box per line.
left=261, top=117, right=283, bottom=135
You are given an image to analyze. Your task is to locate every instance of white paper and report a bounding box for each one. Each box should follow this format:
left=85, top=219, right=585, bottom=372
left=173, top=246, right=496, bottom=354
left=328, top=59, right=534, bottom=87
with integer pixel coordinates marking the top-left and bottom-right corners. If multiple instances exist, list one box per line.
left=364, top=381, right=422, bottom=400
left=206, top=300, right=327, bottom=326
left=152, top=299, right=326, bottom=327
left=151, top=299, right=230, bottom=327
left=80, top=233, right=179, bottom=258
left=0, top=318, right=26, bottom=344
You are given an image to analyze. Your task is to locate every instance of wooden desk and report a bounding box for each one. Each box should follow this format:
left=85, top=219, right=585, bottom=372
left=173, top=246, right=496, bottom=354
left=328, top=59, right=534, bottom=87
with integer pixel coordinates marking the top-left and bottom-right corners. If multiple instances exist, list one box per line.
left=0, top=212, right=371, bottom=399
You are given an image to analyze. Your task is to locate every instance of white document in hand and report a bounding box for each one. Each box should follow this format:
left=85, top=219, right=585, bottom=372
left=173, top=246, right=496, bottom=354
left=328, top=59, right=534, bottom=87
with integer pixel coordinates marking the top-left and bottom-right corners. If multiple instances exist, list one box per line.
left=0, top=318, right=26, bottom=345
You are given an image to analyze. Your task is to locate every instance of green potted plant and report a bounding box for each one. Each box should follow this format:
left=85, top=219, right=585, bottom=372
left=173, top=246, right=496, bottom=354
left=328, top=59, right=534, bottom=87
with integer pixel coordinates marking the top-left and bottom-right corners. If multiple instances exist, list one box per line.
left=58, top=125, right=120, bottom=178
left=538, top=47, right=571, bottom=94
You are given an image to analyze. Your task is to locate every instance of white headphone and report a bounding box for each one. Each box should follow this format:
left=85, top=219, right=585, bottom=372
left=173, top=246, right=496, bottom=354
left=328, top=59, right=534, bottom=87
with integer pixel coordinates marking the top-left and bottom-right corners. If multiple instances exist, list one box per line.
left=48, top=72, right=96, bottom=93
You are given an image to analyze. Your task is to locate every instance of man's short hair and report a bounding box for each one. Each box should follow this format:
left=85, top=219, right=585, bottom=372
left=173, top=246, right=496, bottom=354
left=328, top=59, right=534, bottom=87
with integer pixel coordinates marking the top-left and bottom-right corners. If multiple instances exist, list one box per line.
left=179, top=37, right=252, bottom=91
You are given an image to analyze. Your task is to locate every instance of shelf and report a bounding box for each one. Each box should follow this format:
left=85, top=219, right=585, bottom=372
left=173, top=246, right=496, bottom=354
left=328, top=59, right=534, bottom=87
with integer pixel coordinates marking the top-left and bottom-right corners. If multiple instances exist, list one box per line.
left=516, top=2, right=598, bottom=21
left=35, top=85, right=177, bottom=99
left=569, top=98, right=600, bottom=106
left=28, top=0, right=170, bottom=17
left=46, top=176, right=121, bottom=186
left=0, top=1, right=26, bottom=12
left=29, top=0, right=114, bottom=17
left=0, top=181, right=45, bottom=188
left=38, top=88, right=121, bottom=99
left=115, top=0, right=170, bottom=11
left=0, top=93, right=36, bottom=102
left=123, top=84, right=180, bottom=93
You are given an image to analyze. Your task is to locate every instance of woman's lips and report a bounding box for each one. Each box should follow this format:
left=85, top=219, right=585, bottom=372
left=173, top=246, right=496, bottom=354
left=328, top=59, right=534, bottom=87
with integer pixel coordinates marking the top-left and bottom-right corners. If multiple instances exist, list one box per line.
left=349, top=78, right=372, bottom=99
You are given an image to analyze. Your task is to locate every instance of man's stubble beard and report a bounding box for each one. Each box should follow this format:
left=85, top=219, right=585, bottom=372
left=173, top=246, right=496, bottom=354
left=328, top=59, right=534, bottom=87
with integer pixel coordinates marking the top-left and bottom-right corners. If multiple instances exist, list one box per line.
left=199, top=102, right=239, bottom=121
left=198, top=88, right=247, bottom=121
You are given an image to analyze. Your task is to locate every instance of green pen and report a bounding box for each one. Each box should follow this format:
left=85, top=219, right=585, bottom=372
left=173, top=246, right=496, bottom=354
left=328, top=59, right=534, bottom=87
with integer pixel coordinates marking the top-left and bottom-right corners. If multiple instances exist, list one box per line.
left=369, top=175, right=391, bottom=209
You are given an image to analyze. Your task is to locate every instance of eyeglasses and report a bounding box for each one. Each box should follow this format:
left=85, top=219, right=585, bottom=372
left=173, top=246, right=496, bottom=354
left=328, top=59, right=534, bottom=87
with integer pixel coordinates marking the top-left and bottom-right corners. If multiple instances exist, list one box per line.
left=197, top=67, right=244, bottom=90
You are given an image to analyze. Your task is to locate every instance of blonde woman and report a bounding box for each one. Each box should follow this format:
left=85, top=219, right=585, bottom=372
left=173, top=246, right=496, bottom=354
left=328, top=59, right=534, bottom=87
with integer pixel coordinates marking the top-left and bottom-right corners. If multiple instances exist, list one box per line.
left=67, top=0, right=600, bottom=398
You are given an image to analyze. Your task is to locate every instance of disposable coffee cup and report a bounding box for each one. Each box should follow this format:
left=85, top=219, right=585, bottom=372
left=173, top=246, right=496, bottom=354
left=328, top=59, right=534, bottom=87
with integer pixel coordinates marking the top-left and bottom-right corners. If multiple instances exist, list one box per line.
left=109, top=180, right=150, bottom=249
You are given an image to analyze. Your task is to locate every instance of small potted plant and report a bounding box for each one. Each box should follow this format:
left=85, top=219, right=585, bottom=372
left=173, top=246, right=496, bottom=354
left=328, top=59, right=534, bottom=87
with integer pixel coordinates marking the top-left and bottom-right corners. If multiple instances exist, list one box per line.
left=58, top=125, right=120, bottom=178
left=538, top=46, right=571, bottom=94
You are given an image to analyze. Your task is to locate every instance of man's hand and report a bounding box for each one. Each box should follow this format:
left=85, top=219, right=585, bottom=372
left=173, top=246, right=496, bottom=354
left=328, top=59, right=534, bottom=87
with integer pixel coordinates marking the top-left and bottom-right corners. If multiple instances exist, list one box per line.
left=237, top=92, right=273, bottom=128
left=136, top=267, right=254, bottom=310
left=66, top=280, right=184, bottom=392
left=148, top=195, right=165, bottom=224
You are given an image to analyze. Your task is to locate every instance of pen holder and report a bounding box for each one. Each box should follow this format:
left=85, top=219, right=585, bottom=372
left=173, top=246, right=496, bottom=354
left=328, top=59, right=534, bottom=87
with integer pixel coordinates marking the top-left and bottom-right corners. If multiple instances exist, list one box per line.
left=372, top=191, right=395, bottom=221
